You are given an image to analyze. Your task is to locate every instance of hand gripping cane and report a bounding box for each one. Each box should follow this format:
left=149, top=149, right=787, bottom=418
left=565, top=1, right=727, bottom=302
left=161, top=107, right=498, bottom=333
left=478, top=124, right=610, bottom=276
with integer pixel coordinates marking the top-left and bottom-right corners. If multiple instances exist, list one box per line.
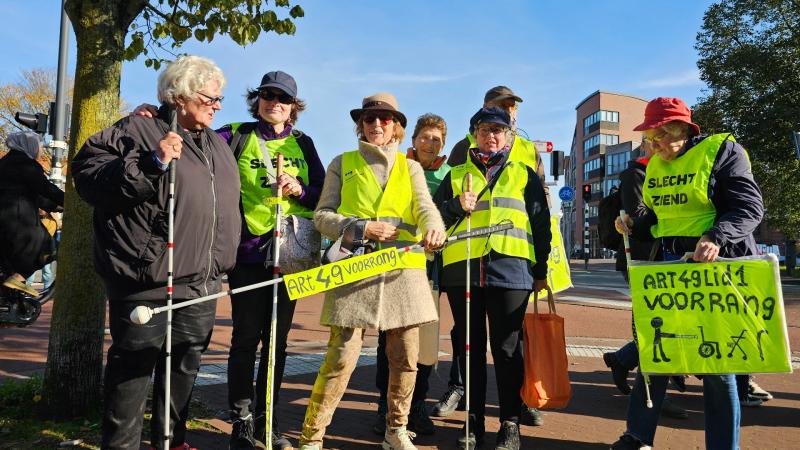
left=620, top=210, right=653, bottom=409
left=163, top=109, right=178, bottom=450
left=464, top=173, right=473, bottom=444
left=265, top=153, right=284, bottom=443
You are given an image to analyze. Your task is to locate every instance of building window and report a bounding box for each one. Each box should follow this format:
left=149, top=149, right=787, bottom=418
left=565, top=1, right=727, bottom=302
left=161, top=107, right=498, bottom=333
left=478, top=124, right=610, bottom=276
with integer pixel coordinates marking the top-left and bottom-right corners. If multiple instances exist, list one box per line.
left=605, top=151, right=630, bottom=176
left=583, top=133, right=619, bottom=158
left=583, top=157, right=601, bottom=174
left=603, top=178, right=621, bottom=196
left=583, top=110, right=620, bottom=134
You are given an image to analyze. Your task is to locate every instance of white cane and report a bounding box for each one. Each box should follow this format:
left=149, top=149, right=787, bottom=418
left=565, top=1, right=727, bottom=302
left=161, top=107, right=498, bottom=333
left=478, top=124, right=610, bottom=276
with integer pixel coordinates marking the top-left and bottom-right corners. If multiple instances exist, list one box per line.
left=464, top=173, right=472, bottom=443
left=163, top=109, right=178, bottom=450
left=620, top=209, right=653, bottom=408
left=265, top=153, right=284, bottom=444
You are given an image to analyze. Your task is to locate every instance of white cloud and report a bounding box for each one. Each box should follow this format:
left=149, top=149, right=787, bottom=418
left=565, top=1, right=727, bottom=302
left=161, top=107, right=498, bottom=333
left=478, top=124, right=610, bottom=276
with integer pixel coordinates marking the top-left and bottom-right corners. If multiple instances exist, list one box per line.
left=636, top=69, right=701, bottom=88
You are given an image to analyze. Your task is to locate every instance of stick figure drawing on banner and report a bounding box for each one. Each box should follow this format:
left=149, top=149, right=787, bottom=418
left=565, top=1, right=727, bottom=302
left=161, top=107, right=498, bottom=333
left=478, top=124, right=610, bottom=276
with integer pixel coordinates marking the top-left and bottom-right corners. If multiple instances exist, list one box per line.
left=727, top=329, right=748, bottom=360
left=651, top=317, right=676, bottom=363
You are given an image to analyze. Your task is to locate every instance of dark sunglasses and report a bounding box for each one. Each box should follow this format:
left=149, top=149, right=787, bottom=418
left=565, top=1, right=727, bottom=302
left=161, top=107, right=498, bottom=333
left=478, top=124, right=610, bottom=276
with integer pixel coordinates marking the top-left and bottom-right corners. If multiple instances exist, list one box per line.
left=259, top=90, right=295, bottom=104
left=362, top=112, right=394, bottom=125
left=197, top=91, right=224, bottom=105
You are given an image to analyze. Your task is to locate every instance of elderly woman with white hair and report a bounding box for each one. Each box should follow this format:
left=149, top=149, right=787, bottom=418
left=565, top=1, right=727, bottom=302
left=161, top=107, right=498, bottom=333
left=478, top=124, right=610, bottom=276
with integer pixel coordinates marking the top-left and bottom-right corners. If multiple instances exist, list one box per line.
left=72, top=55, right=241, bottom=450
left=0, top=131, right=63, bottom=297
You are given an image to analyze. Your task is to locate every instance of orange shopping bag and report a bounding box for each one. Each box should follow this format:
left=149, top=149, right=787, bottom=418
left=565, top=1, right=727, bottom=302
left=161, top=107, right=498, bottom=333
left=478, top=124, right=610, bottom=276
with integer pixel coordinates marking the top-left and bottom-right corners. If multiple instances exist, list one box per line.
left=519, top=288, right=572, bottom=409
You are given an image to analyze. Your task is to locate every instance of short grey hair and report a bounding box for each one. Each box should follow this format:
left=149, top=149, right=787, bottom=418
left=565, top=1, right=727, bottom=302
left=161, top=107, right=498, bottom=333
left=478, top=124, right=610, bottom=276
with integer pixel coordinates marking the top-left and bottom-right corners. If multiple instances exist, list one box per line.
left=157, top=55, right=226, bottom=106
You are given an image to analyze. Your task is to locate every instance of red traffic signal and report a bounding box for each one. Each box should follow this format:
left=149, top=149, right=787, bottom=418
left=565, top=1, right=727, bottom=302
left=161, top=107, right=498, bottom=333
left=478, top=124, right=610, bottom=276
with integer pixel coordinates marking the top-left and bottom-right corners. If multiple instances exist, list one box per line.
left=582, top=184, right=591, bottom=202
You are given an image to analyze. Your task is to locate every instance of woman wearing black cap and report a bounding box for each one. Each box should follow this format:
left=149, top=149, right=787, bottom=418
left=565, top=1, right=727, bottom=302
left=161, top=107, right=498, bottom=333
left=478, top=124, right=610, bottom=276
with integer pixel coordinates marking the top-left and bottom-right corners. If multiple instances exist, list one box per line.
left=433, top=107, right=551, bottom=450
left=131, top=69, right=325, bottom=449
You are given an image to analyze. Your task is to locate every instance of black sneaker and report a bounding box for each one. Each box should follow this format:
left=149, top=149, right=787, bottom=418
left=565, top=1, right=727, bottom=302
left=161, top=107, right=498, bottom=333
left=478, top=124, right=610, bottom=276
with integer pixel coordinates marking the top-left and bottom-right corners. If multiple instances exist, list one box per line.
left=670, top=375, right=687, bottom=392
left=610, top=434, right=651, bottom=450
left=603, top=352, right=632, bottom=395
left=253, top=416, right=292, bottom=450
left=432, top=385, right=464, bottom=417
left=229, top=415, right=256, bottom=450
left=457, top=415, right=485, bottom=450
left=519, top=405, right=543, bottom=426
left=494, top=421, right=520, bottom=450
left=407, top=401, right=435, bottom=435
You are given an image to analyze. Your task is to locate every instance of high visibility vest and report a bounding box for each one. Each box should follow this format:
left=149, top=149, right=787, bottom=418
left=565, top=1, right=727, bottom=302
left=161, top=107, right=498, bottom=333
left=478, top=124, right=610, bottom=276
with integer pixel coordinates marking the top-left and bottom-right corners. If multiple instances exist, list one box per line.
left=338, top=151, right=426, bottom=269
left=642, top=133, right=737, bottom=238
left=466, top=133, right=538, bottom=170
left=442, top=158, right=535, bottom=266
left=232, top=122, right=314, bottom=236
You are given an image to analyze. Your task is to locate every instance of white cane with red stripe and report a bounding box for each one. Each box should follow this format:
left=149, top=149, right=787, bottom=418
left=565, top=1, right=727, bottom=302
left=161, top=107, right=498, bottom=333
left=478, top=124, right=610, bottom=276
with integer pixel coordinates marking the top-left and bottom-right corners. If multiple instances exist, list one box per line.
left=620, top=209, right=653, bottom=409
left=163, top=109, right=178, bottom=450
left=264, top=153, right=284, bottom=443
left=464, top=173, right=472, bottom=443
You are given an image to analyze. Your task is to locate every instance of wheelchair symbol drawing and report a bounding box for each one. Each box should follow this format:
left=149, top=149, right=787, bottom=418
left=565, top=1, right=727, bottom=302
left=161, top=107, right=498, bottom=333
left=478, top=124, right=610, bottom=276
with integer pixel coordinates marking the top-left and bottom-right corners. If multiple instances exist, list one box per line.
left=698, top=326, right=722, bottom=359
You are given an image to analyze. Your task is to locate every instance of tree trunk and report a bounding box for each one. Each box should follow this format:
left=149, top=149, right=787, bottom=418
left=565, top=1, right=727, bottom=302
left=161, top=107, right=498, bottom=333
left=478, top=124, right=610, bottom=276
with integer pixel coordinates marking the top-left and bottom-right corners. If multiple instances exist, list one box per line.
left=41, top=0, right=129, bottom=418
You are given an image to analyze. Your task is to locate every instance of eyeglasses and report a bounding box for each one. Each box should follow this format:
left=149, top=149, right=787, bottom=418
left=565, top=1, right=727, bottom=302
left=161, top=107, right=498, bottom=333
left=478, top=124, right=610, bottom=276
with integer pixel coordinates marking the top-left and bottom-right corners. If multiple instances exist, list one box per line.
left=259, top=90, right=294, bottom=104
left=643, top=131, right=667, bottom=144
left=477, top=125, right=506, bottom=137
left=196, top=92, right=224, bottom=106
left=362, top=112, right=394, bottom=125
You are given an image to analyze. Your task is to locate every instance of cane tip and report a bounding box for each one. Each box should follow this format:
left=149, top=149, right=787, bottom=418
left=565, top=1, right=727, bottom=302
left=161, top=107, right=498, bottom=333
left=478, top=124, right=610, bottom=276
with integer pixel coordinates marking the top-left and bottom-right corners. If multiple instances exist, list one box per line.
left=646, top=400, right=654, bottom=409
left=130, top=305, right=154, bottom=325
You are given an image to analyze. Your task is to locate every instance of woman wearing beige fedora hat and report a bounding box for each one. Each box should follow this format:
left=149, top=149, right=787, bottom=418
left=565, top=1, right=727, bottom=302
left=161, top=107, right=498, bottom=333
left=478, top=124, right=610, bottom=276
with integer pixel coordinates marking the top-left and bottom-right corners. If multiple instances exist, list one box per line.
left=298, top=92, right=446, bottom=450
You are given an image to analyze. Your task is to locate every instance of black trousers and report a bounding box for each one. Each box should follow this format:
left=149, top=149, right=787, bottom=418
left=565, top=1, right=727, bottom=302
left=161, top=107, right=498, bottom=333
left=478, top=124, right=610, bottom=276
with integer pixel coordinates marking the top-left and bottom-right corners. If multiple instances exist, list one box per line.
left=227, top=263, right=296, bottom=424
left=102, top=297, right=216, bottom=450
left=447, top=286, right=529, bottom=422
left=375, top=330, right=433, bottom=408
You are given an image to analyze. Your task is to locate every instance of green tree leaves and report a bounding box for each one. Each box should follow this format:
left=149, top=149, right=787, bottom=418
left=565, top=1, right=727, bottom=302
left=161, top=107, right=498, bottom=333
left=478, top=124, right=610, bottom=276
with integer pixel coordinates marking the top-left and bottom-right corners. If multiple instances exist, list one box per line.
left=695, top=0, right=800, bottom=238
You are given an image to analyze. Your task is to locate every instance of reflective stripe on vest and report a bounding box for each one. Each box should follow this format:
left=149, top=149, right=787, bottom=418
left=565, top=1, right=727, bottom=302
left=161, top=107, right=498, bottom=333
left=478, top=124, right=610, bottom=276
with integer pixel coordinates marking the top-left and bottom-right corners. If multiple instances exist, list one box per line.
left=442, top=159, right=535, bottom=266
left=642, top=133, right=736, bottom=238
left=338, top=151, right=425, bottom=269
left=232, top=122, right=314, bottom=236
left=465, top=133, right=538, bottom=170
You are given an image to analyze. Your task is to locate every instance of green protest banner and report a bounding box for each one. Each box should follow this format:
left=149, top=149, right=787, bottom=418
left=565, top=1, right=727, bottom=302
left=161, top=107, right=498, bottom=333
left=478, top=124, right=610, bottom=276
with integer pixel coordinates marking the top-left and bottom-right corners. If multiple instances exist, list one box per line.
left=629, top=255, right=791, bottom=374
left=284, top=247, right=400, bottom=300
left=534, top=215, right=573, bottom=297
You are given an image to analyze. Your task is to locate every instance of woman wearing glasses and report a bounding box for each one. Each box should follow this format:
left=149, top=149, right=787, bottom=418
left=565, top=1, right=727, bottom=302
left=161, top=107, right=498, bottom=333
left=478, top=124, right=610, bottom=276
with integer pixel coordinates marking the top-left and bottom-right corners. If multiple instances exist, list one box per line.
left=433, top=107, right=551, bottom=450
left=134, top=70, right=325, bottom=449
left=298, top=93, right=445, bottom=450
left=73, top=55, right=242, bottom=450
left=611, top=97, right=764, bottom=450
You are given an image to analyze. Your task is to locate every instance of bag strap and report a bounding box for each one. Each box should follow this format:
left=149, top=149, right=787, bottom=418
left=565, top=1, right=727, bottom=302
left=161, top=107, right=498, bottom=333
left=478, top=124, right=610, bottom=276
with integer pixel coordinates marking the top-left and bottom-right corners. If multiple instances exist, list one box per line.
left=229, top=122, right=258, bottom=161
left=531, top=286, right=555, bottom=315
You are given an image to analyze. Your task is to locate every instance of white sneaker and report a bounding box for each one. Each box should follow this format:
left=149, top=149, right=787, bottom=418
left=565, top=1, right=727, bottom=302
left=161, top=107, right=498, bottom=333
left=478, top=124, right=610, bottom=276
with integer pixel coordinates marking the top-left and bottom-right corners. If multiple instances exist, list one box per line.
left=749, top=380, right=773, bottom=400
left=382, top=426, right=417, bottom=450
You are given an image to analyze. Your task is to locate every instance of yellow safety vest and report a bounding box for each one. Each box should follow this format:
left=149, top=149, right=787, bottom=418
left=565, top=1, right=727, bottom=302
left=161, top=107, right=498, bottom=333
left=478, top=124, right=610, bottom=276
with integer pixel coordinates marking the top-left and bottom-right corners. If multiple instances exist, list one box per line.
left=232, top=122, right=314, bottom=236
left=466, top=133, right=538, bottom=170
left=642, top=133, right=737, bottom=238
left=338, top=151, right=426, bottom=269
left=442, top=158, right=535, bottom=266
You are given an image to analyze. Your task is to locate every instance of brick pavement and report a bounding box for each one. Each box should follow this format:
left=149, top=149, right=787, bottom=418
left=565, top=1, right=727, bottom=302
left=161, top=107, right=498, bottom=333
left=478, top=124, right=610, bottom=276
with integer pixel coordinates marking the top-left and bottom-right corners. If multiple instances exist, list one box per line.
left=2, top=270, right=800, bottom=449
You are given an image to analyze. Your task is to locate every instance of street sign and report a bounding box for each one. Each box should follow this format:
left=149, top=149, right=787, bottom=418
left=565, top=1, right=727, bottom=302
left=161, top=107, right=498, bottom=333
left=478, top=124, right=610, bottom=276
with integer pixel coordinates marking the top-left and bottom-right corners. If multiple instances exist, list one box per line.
left=558, top=186, right=575, bottom=202
left=532, top=140, right=554, bottom=153
left=546, top=141, right=553, bottom=152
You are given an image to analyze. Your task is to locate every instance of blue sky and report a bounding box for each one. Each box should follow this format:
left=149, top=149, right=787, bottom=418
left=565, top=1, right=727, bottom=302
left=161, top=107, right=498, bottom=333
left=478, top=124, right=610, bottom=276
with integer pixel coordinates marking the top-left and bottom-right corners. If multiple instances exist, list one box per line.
left=1, top=0, right=715, bottom=209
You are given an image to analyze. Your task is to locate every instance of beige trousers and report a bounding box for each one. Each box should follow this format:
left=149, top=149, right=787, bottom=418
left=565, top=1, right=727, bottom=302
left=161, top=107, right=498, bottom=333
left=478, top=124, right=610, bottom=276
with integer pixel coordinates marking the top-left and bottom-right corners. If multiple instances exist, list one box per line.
left=299, top=325, right=419, bottom=446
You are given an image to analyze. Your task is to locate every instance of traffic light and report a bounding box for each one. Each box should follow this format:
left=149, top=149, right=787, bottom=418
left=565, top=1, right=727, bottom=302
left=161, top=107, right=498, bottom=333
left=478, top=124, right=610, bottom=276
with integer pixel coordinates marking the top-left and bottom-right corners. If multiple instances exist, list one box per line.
left=14, top=111, right=49, bottom=134
left=550, top=150, right=565, bottom=177
left=582, top=184, right=591, bottom=202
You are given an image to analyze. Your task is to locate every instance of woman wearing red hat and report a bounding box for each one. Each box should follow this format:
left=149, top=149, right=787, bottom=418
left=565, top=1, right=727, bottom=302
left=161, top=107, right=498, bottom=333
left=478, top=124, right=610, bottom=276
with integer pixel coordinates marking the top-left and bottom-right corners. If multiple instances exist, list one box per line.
left=612, top=97, right=764, bottom=450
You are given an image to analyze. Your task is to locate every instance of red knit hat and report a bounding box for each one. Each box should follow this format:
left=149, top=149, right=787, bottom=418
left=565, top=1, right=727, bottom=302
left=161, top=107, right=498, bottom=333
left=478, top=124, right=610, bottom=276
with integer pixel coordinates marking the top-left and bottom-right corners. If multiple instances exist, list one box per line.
left=633, top=97, right=701, bottom=135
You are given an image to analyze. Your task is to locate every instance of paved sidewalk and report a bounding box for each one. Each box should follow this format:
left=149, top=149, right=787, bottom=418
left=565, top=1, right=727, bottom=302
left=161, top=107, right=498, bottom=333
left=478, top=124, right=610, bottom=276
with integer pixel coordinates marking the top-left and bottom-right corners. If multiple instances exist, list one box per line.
left=2, top=274, right=799, bottom=449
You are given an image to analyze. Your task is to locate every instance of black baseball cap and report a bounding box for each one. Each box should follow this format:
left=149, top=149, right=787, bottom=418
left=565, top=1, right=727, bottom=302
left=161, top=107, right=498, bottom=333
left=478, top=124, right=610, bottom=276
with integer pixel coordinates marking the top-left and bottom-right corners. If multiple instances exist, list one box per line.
left=258, top=71, right=297, bottom=98
left=470, top=107, right=511, bottom=130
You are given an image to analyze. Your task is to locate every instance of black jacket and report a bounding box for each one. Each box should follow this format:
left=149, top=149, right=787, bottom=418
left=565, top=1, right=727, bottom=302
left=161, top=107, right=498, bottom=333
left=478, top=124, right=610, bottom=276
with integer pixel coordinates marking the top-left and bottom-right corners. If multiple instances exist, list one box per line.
left=434, top=149, right=551, bottom=289
left=615, top=158, right=659, bottom=271
left=0, top=151, right=64, bottom=277
left=632, top=134, right=763, bottom=258
left=73, top=109, right=241, bottom=301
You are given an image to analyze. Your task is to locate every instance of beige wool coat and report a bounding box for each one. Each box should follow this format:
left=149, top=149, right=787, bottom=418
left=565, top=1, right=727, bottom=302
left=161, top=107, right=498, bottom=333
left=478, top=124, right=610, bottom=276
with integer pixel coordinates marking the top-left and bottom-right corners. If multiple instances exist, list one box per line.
left=314, top=140, right=445, bottom=330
